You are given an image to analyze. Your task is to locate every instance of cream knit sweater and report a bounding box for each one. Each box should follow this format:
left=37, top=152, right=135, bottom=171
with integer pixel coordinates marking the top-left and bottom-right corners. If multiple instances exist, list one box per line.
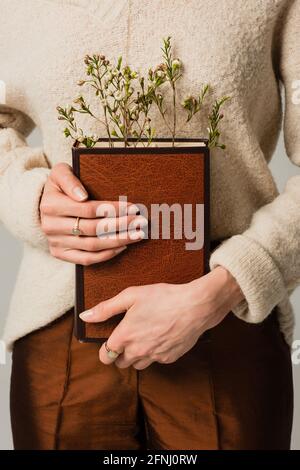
left=1, top=0, right=299, bottom=350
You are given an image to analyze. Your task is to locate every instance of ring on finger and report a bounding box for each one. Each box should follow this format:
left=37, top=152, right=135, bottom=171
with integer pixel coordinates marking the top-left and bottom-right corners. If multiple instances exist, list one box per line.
left=72, top=217, right=83, bottom=236
left=104, top=341, right=122, bottom=360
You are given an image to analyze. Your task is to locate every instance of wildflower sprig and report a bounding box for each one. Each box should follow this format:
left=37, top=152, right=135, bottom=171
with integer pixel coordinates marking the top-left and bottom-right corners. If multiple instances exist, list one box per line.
left=207, top=96, right=230, bottom=149
left=57, top=37, right=230, bottom=149
left=160, top=36, right=182, bottom=144
left=182, top=84, right=210, bottom=122
left=56, top=103, right=98, bottom=148
left=77, top=54, right=158, bottom=147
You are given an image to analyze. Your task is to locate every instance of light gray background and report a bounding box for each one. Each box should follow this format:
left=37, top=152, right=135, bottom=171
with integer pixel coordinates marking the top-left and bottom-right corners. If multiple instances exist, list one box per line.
left=0, top=128, right=299, bottom=450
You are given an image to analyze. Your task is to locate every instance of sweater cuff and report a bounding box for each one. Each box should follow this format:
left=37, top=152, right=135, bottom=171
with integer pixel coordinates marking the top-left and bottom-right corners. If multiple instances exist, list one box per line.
left=209, top=235, right=287, bottom=323
left=0, top=128, right=50, bottom=250
left=0, top=162, right=50, bottom=250
left=13, top=166, right=50, bottom=250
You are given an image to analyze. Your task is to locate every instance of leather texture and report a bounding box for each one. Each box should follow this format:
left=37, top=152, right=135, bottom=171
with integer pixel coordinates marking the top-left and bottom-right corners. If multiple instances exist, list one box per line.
left=73, top=145, right=209, bottom=341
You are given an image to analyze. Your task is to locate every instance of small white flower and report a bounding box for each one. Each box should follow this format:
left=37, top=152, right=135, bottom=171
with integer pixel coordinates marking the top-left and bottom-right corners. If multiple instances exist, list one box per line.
left=77, top=135, right=85, bottom=143
left=156, top=70, right=165, bottom=78
left=115, top=91, right=123, bottom=101
left=172, top=59, right=181, bottom=69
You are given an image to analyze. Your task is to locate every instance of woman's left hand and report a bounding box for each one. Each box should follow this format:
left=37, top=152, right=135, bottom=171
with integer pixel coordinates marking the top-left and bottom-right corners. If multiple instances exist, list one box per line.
left=80, top=266, right=244, bottom=369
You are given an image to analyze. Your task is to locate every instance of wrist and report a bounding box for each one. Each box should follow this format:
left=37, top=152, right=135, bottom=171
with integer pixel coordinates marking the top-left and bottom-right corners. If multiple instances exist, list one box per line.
left=212, top=266, right=244, bottom=307
left=188, top=266, right=244, bottom=313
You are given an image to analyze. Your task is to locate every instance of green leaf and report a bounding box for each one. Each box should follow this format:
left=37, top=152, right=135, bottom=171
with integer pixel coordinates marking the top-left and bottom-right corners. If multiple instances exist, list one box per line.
left=117, top=56, right=123, bottom=70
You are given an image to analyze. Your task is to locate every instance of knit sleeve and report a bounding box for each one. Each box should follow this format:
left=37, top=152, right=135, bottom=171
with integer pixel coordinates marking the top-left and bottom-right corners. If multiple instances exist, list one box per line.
left=209, top=0, right=300, bottom=324
left=0, top=106, right=50, bottom=250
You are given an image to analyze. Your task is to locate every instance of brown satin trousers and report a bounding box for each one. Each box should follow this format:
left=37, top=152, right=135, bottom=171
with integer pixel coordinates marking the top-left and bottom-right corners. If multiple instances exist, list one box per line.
left=10, top=308, right=293, bottom=450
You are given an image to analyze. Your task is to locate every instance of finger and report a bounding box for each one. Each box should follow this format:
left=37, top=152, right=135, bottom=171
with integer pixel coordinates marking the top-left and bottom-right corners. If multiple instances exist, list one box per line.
left=41, top=194, right=140, bottom=219
left=98, top=310, right=138, bottom=367
left=50, top=246, right=127, bottom=265
left=112, top=342, right=154, bottom=369
left=48, top=230, right=145, bottom=251
left=132, top=358, right=154, bottom=370
left=49, top=163, right=88, bottom=201
left=99, top=341, right=126, bottom=366
left=42, top=215, right=100, bottom=236
left=79, top=287, right=136, bottom=323
left=96, top=201, right=140, bottom=218
left=42, top=214, right=146, bottom=236
left=113, top=349, right=141, bottom=369
left=112, top=341, right=152, bottom=369
left=96, top=215, right=148, bottom=236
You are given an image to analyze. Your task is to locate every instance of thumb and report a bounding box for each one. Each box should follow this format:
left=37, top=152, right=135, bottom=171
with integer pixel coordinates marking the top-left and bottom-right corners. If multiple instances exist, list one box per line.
left=50, top=162, right=88, bottom=201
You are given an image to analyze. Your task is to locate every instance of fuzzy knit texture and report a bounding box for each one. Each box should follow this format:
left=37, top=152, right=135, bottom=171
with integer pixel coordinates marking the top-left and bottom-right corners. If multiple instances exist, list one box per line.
left=0, top=0, right=300, bottom=350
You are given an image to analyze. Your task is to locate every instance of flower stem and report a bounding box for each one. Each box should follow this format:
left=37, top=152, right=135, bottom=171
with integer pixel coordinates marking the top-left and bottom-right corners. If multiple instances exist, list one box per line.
left=94, top=67, right=113, bottom=147
left=172, top=82, right=176, bottom=147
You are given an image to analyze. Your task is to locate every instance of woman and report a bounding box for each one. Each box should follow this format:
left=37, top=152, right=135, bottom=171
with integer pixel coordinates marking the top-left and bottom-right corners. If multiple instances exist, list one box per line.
left=1, top=0, right=298, bottom=450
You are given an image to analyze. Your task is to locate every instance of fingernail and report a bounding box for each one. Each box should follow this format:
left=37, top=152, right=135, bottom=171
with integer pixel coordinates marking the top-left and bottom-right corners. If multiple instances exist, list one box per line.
left=114, top=246, right=127, bottom=254
left=129, top=230, right=146, bottom=240
left=79, top=309, right=93, bottom=320
left=73, top=187, right=88, bottom=201
left=136, top=216, right=148, bottom=228
left=137, top=230, right=146, bottom=239
left=127, top=204, right=140, bottom=215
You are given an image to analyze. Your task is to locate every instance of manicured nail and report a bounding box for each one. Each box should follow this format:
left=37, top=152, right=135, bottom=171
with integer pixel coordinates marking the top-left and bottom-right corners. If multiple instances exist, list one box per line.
left=114, top=246, right=127, bottom=254
left=73, top=186, right=88, bottom=201
left=127, top=204, right=140, bottom=215
left=79, top=309, right=93, bottom=320
left=129, top=230, right=146, bottom=240
left=135, top=216, right=148, bottom=228
left=137, top=230, right=146, bottom=239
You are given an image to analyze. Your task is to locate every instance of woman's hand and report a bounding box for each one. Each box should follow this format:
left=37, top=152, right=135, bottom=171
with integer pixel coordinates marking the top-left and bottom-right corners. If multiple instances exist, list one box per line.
left=80, top=266, right=244, bottom=369
left=40, top=163, right=147, bottom=265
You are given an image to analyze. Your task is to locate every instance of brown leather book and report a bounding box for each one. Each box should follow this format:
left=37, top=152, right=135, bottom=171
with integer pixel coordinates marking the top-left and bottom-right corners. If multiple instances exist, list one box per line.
left=72, top=138, right=210, bottom=342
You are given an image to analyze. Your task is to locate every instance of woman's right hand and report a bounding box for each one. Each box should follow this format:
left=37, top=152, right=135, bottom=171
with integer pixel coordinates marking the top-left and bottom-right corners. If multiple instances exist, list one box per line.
left=40, top=163, right=147, bottom=265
